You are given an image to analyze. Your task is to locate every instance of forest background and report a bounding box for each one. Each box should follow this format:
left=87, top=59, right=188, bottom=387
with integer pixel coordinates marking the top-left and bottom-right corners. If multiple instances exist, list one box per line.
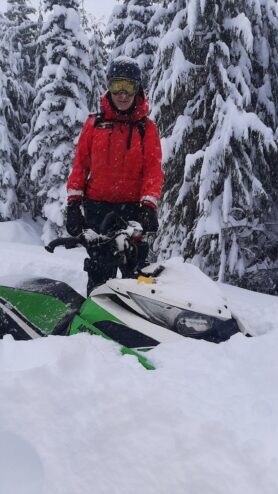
left=0, top=0, right=278, bottom=295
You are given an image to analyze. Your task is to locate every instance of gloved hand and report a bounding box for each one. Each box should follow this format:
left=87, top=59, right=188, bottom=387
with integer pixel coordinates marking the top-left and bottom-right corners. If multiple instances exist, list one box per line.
left=66, top=200, right=84, bottom=237
left=140, top=204, right=159, bottom=233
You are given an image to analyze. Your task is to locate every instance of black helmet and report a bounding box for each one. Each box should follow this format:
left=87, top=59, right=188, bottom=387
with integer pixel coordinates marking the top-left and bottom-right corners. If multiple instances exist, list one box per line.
left=107, top=56, right=142, bottom=84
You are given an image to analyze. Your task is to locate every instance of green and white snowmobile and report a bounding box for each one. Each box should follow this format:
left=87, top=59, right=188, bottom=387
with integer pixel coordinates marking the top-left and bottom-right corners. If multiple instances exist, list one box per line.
left=0, top=218, right=244, bottom=370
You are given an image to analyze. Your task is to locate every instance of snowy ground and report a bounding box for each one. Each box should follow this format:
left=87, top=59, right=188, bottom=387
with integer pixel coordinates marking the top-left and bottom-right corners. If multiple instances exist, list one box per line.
left=0, top=217, right=278, bottom=494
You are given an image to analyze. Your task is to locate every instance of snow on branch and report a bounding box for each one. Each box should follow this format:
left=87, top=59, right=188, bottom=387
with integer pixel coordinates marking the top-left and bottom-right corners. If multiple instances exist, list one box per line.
left=168, top=46, right=200, bottom=102
left=224, top=14, right=254, bottom=53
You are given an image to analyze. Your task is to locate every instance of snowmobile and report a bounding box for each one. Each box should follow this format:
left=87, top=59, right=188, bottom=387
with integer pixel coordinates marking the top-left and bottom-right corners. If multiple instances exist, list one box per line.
left=0, top=215, right=245, bottom=370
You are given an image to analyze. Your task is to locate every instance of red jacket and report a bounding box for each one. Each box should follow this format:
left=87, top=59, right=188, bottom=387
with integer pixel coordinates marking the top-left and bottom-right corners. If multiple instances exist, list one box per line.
left=67, top=93, right=163, bottom=207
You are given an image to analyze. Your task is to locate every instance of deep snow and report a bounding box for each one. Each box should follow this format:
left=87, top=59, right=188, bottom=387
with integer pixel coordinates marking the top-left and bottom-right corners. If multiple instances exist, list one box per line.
left=0, top=217, right=278, bottom=494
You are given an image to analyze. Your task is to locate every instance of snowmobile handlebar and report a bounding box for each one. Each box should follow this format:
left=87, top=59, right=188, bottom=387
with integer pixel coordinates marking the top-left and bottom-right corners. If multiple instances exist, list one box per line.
left=45, top=211, right=165, bottom=279
left=45, top=229, right=165, bottom=280
left=45, top=236, right=87, bottom=253
left=45, top=218, right=144, bottom=255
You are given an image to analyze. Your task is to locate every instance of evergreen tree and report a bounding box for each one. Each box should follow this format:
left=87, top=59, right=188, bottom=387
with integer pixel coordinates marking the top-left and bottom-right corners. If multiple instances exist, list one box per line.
left=0, top=14, right=17, bottom=220
left=253, top=0, right=278, bottom=130
left=88, top=16, right=107, bottom=112
left=151, top=0, right=278, bottom=293
left=6, top=0, right=37, bottom=88
left=0, top=1, right=36, bottom=220
left=105, top=1, right=128, bottom=57
left=106, top=0, right=160, bottom=90
left=27, top=0, right=91, bottom=244
left=17, top=1, right=45, bottom=217
left=79, top=4, right=107, bottom=113
left=34, top=0, right=46, bottom=83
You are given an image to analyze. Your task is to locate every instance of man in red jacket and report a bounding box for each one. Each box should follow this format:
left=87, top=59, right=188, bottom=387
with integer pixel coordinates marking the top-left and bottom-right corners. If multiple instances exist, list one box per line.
left=66, top=56, right=163, bottom=293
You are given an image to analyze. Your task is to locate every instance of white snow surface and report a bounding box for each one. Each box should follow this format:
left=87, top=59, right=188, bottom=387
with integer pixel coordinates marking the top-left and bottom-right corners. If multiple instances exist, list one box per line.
left=0, top=218, right=278, bottom=494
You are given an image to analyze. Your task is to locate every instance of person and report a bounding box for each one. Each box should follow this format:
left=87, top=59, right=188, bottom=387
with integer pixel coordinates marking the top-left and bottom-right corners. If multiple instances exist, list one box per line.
left=66, top=56, right=164, bottom=293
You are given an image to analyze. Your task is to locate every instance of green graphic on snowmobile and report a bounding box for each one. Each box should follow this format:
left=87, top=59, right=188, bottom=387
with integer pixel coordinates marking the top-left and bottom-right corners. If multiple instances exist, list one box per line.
left=0, top=279, right=155, bottom=370
left=0, top=286, right=71, bottom=334
left=70, top=315, right=155, bottom=370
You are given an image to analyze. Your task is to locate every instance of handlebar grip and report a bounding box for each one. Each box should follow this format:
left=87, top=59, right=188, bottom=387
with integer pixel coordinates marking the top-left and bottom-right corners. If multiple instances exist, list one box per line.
left=45, top=237, right=83, bottom=253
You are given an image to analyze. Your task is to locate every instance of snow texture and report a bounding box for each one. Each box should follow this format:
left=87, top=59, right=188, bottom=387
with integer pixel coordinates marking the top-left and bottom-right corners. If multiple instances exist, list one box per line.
left=0, top=218, right=278, bottom=494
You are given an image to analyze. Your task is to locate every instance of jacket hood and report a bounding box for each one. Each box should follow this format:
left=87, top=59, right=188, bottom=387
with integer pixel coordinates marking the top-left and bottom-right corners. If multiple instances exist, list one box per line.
left=100, top=92, right=149, bottom=121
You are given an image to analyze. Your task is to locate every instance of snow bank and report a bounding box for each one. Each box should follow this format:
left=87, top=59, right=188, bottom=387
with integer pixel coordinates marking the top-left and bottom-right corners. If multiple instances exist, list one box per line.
left=1, top=218, right=278, bottom=493
left=0, top=216, right=43, bottom=245
left=0, top=331, right=278, bottom=494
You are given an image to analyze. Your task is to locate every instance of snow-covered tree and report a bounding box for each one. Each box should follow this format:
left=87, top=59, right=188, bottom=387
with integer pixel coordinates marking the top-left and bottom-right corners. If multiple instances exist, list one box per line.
left=0, top=1, right=36, bottom=220
left=26, top=0, right=91, bottom=244
left=79, top=5, right=107, bottom=113
left=33, top=0, right=46, bottom=83
left=88, top=17, right=107, bottom=112
left=0, top=14, right=17, bottom=220
left=0, top=17, right=18, bottom=221
left=105, top=1, right=128, bottom=57
left=5, top=0, right=37, bottom=88
left=151, top=0, right=278, bottom=293
left=106, top=0, right=161, bottom=90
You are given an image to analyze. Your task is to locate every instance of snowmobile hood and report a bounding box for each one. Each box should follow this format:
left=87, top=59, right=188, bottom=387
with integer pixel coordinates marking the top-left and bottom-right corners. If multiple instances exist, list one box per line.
left=92, top=258, right=232, bottom=321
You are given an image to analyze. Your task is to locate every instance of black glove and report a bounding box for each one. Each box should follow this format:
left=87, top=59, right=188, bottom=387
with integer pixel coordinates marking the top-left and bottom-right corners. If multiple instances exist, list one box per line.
left=66, top=200, right=84, bottom=237
left=140, top=205, right=159, bottom=233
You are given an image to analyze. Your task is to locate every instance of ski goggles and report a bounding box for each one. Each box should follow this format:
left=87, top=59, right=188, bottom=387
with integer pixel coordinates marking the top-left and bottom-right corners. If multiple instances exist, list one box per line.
left=108, top=78, right=139, bottom=96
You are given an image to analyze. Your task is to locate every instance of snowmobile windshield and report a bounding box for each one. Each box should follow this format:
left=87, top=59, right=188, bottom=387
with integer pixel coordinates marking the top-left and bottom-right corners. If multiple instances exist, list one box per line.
left=128, top=293, right=215, bottom=336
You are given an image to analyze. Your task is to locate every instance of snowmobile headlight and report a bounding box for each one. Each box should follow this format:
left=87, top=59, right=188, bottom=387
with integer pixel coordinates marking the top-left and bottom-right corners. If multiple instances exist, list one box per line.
left=173, top=312, right=213, bottom=336
left=129, top=293, right=214, bottom=336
